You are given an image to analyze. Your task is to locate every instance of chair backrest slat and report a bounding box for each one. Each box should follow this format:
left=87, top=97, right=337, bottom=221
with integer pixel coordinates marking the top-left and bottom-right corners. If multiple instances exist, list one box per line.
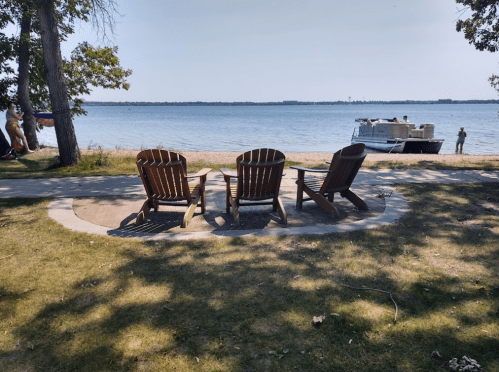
left=168, top=151, right=187, bottom=198
left=159, top=150, right=180, bottom=198
left=320, top=144, right=366, bottom=194
left=236, top=148, right=285, bottom=201
left=258, top=148, right=271, bottom=196
left=137, top=150, right=190, bottom=201
left=249, top=149, right=260, bottom=197
left=150, top=149, right=170, bottom=197
left=256, top=148, right=270, bottom=197
left=140, top=150, right=164, bottom=197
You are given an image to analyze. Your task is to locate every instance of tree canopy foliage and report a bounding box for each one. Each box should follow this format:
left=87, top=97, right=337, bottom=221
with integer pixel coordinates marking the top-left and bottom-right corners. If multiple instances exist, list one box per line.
left=0, top=0, right=131, bottom=117
left=456, top=0, right=499, bottom=52
left=456, top=1, right=499, bottom=97
left=0, top=0, right=131, bottom=164
left=0, top=5, right=16, bottom=108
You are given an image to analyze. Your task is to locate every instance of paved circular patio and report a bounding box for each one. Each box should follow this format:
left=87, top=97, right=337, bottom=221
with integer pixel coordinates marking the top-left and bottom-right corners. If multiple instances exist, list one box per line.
left=3, top=168, right=495, bottom=240
left=48, top=173, right=409, bottom=240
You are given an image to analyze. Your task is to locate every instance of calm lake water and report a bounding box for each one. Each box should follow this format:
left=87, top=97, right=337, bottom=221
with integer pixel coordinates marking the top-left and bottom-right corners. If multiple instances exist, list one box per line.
left=36, top=104, right=499, bottom=155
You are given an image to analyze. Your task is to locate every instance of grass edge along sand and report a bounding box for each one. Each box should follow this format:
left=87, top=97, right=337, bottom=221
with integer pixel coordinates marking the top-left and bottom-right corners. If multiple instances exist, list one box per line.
left=0, top=182, right=498, bottom=371
left=1, top=146, right=499, bottom=179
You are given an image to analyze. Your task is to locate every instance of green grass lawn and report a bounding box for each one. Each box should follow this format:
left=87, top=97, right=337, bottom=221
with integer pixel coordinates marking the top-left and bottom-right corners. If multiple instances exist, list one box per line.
left=0, top=148, right=139, bottom=179
left=0, top=183, right=498, bottom=371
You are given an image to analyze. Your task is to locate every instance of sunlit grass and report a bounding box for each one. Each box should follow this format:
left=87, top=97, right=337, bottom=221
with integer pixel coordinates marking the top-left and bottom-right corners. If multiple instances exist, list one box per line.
left=0, top=183, right=498, bottom=371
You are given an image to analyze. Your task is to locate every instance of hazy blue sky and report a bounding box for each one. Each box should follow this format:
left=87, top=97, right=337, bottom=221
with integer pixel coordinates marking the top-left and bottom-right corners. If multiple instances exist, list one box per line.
left=59, top=0, right=499, bottom=102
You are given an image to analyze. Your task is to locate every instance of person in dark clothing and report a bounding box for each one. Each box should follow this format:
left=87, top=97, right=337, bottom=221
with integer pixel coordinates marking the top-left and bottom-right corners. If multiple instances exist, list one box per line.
left=456, top=127, right=467, bottom=154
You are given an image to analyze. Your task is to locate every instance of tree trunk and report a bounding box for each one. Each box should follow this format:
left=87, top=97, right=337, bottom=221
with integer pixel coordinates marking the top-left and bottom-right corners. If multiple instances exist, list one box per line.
left=36, top=0, right=80, bottom=166
left=17, top=8, right=39, bottom=151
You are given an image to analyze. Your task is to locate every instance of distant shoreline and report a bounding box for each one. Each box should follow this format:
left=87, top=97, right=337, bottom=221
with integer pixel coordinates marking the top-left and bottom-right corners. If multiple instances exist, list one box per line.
left=82, top=99, right=499, bottom=107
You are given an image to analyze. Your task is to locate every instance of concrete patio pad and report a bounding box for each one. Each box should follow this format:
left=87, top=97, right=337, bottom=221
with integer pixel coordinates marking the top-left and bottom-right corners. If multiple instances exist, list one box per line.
left=49, top=181, right=408, bottom=240
left=72, top=185, right=385, bottom=232
left=3, top=168, right=496, bottom=240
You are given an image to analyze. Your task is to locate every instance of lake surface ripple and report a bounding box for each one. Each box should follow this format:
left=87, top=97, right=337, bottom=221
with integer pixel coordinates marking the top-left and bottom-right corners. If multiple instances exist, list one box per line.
left=36, top=104, right=499, bottom=155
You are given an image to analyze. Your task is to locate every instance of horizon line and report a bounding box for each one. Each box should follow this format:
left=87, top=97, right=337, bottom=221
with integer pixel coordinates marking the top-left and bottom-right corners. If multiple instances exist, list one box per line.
left=81, top=99, right=499, bottom=105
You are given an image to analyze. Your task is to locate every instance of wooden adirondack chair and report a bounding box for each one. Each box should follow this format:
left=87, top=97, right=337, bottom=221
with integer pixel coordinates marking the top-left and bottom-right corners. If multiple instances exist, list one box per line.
left=136, top=149, right=211, bottom=228
left=220, top=148, right=287, bottom=227
left=291, top=143, right=368, bottom=217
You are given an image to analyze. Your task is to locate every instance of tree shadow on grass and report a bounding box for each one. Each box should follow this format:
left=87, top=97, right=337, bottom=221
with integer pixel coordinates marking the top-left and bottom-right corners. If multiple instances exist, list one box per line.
left=16, top=156, right=59, bottom=172
left=1, top=184, right=499, bottom=371
left=5, top=241, right=498, bottom=371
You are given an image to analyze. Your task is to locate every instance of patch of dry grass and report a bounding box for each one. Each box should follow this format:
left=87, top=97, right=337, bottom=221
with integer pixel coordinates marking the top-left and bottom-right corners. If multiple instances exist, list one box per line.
left=0, top=183, right=498, bottom=371
left=363, top=159, right=499, bottom=170
left=0, top=148, right=227, bottom=179
left=1, top=148, right=498, bottom=179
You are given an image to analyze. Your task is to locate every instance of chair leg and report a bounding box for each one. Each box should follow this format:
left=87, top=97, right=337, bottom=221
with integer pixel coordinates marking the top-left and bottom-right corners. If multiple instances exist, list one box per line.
left=182, top=194, right=200, bottom=228
left=230, top=197, right=240, bottom=227
left=341, top=189, right=368, bottom=211
left=225, top=177, right=231, bottom=214
left=276, top=197, right=287, bottom=225
left=200, top=178, right=207, bottom=214
left=136, top=199, right=152, bottom=226
left=296, top=179, right=304, bottom=209
left=200, top=187, right=206, bottom=214
left=306, top=191, right=340, bottom=218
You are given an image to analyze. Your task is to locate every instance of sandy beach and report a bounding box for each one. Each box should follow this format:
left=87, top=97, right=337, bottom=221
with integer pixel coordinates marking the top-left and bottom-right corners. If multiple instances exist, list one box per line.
left=75, top=147, right=499, bottom=166
left=182, top=151, right=499, bottom=165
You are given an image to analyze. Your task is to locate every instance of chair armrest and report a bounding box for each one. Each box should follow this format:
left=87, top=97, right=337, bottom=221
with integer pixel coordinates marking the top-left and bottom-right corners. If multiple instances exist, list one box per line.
left=290, top=166, right=330, bottom=173
left=220, top=168, right=237, bottom=178
left=187, top=168, right=211, bottom=178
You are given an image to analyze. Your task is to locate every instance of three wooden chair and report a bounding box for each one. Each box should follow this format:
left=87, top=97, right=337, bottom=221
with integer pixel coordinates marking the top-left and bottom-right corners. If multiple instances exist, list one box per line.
left=220, top=148, right=287, bottom=227
left=135, top=149, right=211, bottom=228
left=135, top=144, right=368, bottom=228
left=291, top=143, right=368, bottom=217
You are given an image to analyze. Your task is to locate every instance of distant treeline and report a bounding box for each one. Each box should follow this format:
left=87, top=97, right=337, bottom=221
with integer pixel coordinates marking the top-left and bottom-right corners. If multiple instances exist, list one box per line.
left=82, top=99, right=499, bottom=106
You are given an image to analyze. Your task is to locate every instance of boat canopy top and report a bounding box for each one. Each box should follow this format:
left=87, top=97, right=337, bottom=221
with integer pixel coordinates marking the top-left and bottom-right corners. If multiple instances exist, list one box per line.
left=34, top=112, right=53, bottom=119
left=355, top=118, right=398, bottom=123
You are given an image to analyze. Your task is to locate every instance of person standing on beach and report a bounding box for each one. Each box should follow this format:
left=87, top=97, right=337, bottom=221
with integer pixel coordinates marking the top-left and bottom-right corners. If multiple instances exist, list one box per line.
left=456, top=127, right=466, bottom=154
left=5, top=101, right=34, bottom=154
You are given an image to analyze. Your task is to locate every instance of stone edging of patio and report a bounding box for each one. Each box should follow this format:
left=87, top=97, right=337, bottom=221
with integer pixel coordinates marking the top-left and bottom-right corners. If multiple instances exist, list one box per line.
left=47, top=186, right=409, bottom=241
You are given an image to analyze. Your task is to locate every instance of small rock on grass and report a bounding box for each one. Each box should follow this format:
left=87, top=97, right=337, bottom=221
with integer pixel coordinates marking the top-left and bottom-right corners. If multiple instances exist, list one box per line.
left=312, top=315, right=325, bottom=328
